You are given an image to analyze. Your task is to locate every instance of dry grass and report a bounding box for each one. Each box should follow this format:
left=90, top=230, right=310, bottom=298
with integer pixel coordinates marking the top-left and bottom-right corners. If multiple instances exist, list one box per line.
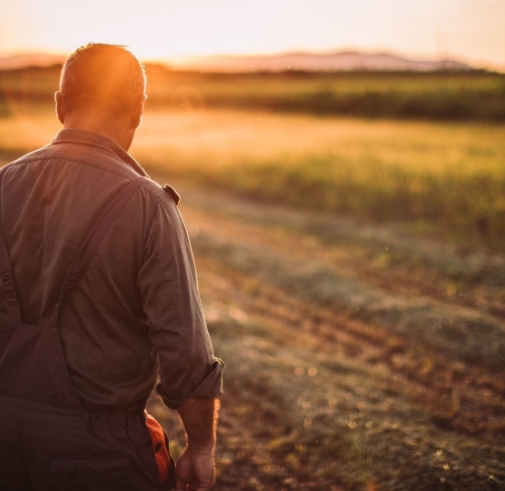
left=133, top=107, right=504, bottom=174
left=145, top=217, right=505, bottom=489
left=133, top=108, right=505, bottom=247
left=1, top=106, right=504, bottom=246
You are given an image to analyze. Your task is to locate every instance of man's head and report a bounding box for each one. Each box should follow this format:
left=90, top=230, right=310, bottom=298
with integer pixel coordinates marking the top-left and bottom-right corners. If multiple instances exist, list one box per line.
left=55, top=43, right=147, bottom=149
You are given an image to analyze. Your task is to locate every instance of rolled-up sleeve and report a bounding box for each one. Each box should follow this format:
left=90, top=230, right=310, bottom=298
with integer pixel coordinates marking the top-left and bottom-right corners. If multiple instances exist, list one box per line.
left=138, top=193, right=224, bottom=409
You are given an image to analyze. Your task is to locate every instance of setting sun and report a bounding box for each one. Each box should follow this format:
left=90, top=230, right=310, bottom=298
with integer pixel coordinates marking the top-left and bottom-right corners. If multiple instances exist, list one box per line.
left=0, top=0, right=504, bottom=69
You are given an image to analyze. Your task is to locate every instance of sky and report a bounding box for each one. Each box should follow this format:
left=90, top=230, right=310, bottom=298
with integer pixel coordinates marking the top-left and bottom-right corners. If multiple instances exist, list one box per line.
left=0, top=0, right=504, bottom=69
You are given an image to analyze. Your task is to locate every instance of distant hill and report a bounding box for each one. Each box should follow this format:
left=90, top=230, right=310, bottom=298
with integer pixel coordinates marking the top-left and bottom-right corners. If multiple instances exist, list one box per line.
left=169, top=51, right=472, bottom=72
left=0, top=50, right=472, bottom=73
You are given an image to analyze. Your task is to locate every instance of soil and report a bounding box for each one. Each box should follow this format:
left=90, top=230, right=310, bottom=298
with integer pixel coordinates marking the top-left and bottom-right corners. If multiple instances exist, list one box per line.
left=146, top=172, right=505, bottom=490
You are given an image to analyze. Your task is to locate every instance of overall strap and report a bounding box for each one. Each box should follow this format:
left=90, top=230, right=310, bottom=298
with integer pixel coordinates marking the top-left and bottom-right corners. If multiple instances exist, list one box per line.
left=49, top=176, right=148, bottom=327
left=0, top=170, right=22, bottom=324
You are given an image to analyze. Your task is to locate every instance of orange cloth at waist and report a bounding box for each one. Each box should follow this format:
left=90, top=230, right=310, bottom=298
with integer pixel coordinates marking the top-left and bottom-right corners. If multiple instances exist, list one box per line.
left=145, top=411, right=171, bottom=483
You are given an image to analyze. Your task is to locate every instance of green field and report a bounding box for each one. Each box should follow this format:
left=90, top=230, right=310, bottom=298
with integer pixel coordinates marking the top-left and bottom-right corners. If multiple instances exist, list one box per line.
left=1, top=65, right=504, bottom=248
left=133, top=109, right=505, bottom=249
left=1, top=104, right=504, bottom=249
left=1, top=65, right=505, bottom=121
left=147, top=69, right=505, bottom=121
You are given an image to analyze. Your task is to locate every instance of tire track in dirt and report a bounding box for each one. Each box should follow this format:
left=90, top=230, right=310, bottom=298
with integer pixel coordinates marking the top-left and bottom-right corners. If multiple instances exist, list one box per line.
left=195, top=257, right=505, bottom=436
left=195, top=263, right=505, bottom=490
left=148, top=174, right=505, bottom=489
left=174, top=181, right=505, bottom=319
left=185, top=213, right=505, bottom=372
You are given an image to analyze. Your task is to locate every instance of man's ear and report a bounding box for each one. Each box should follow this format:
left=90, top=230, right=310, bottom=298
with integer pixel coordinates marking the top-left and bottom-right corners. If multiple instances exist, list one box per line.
left=131, top=95, right=146, bottom=129
left=55, top=91, right=65, bottom=124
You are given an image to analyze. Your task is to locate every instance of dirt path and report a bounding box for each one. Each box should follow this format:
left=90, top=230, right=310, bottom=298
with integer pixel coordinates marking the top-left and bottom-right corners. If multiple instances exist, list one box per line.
left=148, top=174, right=505, bottom=490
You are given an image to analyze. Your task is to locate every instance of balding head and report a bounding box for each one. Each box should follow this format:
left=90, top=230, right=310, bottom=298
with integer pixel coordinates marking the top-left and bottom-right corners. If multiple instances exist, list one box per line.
left=56, top=43, right=147, bottom=149
left=59, top=43, right=146, bottom=117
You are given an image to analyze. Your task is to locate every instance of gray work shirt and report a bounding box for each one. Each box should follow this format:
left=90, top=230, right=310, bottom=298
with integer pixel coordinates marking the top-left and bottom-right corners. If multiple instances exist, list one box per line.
left=0, top=128, right=223, bottom=410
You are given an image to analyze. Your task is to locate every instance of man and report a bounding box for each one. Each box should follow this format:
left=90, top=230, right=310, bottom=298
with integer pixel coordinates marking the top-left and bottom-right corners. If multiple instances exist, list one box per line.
left=0, top=43, right=223, bottom=491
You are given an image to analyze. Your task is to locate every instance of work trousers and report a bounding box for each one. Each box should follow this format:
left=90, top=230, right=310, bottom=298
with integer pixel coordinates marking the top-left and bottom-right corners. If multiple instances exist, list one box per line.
left=0, top=396, right=176, bottom=491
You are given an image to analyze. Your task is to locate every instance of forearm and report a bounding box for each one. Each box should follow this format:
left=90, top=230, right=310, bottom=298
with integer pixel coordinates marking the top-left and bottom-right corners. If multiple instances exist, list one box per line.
left=177, top=397, right=219, bottom=453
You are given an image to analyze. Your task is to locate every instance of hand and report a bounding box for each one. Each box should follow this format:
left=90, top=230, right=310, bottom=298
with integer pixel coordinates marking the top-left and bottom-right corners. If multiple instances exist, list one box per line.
left=175, top=446, right=215, bottom=491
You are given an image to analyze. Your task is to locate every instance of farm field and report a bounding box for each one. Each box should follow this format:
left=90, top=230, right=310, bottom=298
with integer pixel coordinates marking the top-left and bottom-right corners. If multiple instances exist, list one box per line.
left=1, top=104, right=504, bottom=489
left=133, top=108, right=505, bottom=249
left=143, top=69, right=505, bottom=121
left=144, top=175, right=505, bottom=490
left=2, top=106, right=504, bottom=247
left=1, top=66, right=505, bottom=121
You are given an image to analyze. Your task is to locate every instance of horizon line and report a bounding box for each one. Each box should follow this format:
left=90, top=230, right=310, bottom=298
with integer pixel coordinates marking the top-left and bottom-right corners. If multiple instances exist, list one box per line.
left=0, top=47, right=503, bottom=72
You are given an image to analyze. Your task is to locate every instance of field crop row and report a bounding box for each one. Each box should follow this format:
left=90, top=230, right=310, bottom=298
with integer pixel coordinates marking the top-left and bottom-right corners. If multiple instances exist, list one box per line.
left=1, top=65, right=505, bottom=121
left=154, top=70, right=505, bottom=121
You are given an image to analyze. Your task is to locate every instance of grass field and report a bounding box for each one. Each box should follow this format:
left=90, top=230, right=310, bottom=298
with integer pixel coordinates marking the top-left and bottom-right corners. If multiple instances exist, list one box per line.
left=146, top=70, right=505, bottom=121
left=1, top=66, right=505, bottom=121
left=133, top=108, right=505, bottom=248
left=1, top=105, right=504, bottom=248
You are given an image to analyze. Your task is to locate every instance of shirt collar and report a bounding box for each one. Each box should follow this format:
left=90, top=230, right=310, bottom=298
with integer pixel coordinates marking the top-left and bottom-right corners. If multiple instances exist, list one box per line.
left=51, top=128, right=149, bottom=178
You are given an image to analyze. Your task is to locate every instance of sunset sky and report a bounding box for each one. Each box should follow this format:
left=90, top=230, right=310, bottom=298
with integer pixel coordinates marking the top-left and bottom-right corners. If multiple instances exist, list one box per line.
left=0, top=0, right=504, bottom=69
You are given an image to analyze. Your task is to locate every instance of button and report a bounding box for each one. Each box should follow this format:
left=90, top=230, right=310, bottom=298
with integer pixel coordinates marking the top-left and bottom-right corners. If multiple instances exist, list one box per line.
left=155, top=441, right=162, bottom=453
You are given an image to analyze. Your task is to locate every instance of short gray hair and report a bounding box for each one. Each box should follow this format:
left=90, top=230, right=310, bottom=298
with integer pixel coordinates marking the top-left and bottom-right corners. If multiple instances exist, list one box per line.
left=59, top=43, right=146, bottom=116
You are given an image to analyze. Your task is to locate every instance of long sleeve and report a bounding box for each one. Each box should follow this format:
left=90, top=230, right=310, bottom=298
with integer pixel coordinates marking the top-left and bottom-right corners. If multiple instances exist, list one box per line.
left=138, top=192, right=223, bottom=409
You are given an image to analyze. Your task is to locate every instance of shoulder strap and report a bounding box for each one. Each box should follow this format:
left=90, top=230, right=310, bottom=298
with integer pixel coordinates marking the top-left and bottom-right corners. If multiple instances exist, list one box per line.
left=0, top=170, right=22, bottom=324
left=49, top=176, right=148, bottom=326
left=162, top=184, right=180, bottom=205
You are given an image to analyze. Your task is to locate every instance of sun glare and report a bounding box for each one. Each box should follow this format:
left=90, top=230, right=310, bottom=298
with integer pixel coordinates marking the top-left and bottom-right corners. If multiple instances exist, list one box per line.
left=0, top=0, right=504, bottom=69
